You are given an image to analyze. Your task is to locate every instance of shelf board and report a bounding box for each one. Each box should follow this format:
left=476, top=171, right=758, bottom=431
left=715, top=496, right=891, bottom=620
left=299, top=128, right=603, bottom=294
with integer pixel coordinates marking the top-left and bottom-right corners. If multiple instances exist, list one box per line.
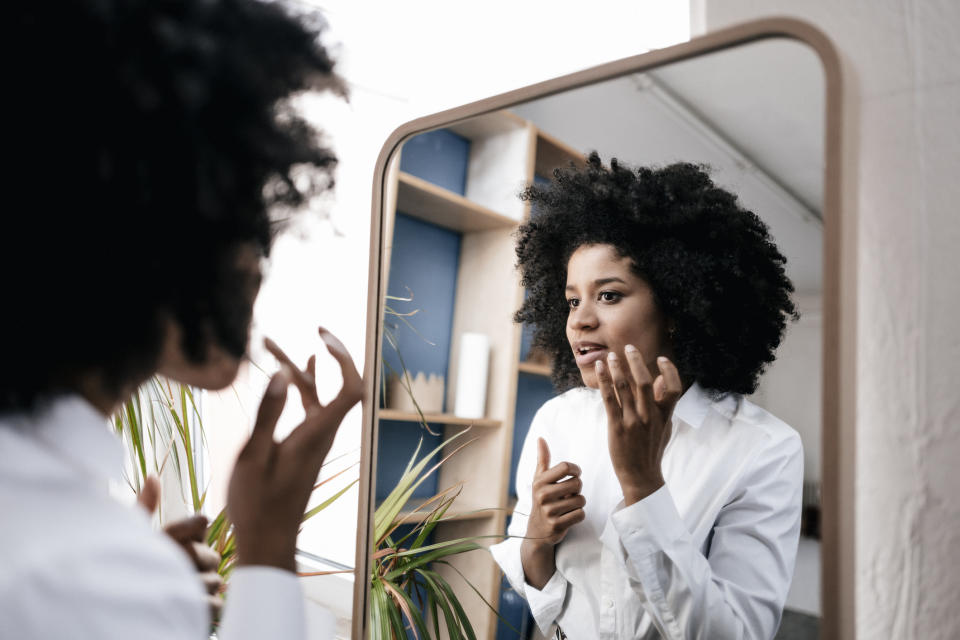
left=518, top=360, right=552, bottom=377
left=396, top=172, right=518, bottom=233
left=534, top=130, right=587, bottom=178
left=378, top=408, right=501, bottom=429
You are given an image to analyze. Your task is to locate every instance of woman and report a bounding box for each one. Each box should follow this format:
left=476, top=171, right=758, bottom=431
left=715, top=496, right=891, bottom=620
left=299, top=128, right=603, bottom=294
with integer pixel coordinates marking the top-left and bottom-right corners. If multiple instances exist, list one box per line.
left=489, top=155, right=803, bottom=639
left=1, top=1, right=359, bottom=638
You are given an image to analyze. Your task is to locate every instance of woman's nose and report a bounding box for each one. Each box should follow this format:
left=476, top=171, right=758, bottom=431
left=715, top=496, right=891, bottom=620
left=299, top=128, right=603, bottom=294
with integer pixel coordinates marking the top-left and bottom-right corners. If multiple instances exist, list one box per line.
left=569, top=302, right=598, bottom=330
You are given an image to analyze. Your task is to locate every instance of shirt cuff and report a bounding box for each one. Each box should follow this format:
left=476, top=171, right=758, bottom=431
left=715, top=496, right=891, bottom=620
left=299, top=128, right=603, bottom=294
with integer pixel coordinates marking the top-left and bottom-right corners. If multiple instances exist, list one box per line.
left=218, top=566, right=306, bottom=640
left=488, top=538, right=567, bottom=636
left=600, top=485, right=689, bottom=567
left=525, top=569, right=567, bottom=636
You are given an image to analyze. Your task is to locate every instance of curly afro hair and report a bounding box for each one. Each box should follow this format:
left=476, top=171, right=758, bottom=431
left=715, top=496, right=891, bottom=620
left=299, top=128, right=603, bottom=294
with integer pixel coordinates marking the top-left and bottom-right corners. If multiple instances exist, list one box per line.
left=3, top=0, right=345, bottom=411
left=515, top=153, right=798, bottom=396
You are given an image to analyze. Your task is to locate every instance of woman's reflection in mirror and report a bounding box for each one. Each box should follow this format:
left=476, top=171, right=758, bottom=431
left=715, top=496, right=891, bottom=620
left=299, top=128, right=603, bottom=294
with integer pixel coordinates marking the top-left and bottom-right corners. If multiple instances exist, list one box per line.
left=490, top=153, right=801, bottom=639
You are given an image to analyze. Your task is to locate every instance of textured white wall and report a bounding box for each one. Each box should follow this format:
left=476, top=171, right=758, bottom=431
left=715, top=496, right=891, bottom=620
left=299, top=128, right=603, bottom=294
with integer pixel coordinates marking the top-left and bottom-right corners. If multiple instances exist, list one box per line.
left=696, top=1, right=960, bottom=637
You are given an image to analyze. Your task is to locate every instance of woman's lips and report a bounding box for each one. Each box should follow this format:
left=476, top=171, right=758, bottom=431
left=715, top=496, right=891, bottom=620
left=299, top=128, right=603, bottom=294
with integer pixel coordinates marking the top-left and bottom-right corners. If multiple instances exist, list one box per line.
left=574, top=347, right=608, bottom=367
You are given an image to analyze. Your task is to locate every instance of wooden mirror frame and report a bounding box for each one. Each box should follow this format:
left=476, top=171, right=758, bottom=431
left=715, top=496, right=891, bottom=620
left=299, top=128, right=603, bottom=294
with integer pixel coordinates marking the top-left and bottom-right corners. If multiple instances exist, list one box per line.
left=356, top=17, right=855, bottom=639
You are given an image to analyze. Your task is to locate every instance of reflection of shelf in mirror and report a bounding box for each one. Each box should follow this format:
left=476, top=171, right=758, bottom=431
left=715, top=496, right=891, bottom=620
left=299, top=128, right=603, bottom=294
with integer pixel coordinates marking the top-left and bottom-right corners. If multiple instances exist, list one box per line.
left=447, top=110, right=528, bottom=139
left=397, top=172, right=518, bottom=233
left=534, top=130, right=587, bottom=178
left=517, top=361, right=551, bottom=377
left=378, top=408, right=501, bottom=429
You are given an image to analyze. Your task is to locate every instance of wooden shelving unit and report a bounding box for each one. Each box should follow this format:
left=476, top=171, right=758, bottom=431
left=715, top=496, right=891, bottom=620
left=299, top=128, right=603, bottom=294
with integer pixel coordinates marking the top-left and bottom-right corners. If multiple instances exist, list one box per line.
left=378, top=109, right=583, bottom=640
left=517, top=360, right=552, bottom=377
left=397, top=172, right=518, bottom=233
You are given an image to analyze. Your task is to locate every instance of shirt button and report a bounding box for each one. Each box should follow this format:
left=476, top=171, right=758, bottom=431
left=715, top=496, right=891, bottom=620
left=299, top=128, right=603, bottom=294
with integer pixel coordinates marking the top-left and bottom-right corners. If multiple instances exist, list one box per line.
left=603, top=597, right=614, bottom=609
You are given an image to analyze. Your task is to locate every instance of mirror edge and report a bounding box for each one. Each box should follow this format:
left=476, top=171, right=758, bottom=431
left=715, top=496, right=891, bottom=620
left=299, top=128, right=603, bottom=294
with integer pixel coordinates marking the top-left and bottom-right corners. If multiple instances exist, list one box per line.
left=355, top=16, right=854, bottom=640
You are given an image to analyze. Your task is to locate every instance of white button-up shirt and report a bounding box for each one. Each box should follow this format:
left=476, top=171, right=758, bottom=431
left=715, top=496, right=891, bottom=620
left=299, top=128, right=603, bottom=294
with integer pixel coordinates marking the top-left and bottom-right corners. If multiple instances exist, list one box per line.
left=0, top=394, right=310, bottom=639
left=489, top=383, right=803, bottom=639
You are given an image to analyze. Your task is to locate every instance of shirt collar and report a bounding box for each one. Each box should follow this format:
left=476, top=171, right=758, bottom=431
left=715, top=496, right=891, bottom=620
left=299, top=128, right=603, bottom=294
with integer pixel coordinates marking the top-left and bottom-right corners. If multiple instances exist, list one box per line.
left=673, top=381, right=729, bottom=430
left=32, top=393, right=126, bottom=485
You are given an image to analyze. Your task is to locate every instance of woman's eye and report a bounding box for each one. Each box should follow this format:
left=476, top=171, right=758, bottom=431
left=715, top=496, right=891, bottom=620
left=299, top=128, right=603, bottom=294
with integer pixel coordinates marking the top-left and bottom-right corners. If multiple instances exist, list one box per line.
left=599, top=291, right=622, bottom=302
left=567, top=298, right=580, bottom=308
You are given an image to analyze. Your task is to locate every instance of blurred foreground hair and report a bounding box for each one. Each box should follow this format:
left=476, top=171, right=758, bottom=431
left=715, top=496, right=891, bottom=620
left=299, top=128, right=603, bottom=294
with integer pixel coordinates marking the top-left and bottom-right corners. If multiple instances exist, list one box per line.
left=3, top=0, right=345, bottom=410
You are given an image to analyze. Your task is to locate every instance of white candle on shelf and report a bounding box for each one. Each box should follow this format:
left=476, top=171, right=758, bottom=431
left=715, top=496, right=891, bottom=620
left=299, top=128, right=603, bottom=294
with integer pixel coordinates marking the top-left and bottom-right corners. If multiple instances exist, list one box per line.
left=454, top=332, right=490, bottom=419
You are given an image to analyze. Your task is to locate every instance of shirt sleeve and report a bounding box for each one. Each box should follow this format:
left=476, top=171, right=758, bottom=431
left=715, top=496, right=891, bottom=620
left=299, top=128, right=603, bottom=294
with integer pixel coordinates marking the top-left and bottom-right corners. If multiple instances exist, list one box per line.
left=598, top=431, right=803, bottom=640
left=218, top=566, right=307, bottom=640
left=488, top=401, right=569, bottom=636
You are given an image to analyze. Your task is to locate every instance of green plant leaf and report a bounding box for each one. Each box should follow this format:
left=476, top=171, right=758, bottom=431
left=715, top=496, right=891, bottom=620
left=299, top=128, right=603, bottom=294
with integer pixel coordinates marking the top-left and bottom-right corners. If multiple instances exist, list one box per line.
left=416, top=569, right=462, bottom=640
left=302, top=478, right=358, bottom=522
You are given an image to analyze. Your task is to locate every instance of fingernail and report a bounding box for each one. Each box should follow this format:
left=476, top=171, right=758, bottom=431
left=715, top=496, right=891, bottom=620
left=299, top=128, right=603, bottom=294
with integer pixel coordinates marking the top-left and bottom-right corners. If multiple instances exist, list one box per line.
left=607, top=351, right=617, bottom=362
left=624, top=344, right=637, bottom=353
left=267, top=370, right=289, bottom=396
left=657, top=356, right=669, bottom=363
left=595, top=360, right=603, bottom=371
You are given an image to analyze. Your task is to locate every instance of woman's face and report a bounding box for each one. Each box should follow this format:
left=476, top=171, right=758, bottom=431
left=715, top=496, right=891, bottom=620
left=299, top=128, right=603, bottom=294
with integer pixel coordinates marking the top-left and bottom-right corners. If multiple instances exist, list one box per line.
left=565, top=243, right=671, bottom=389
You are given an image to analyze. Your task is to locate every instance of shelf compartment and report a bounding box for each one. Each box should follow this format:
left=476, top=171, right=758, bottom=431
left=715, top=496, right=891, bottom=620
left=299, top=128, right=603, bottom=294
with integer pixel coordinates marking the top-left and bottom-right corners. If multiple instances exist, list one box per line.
left=534, top=130, right=587, bottom=178
left=378, top=408, right=501, bottom=429
left=397, top=172, right=518, bottom=233
left=517, top=360, right=551, bottom=377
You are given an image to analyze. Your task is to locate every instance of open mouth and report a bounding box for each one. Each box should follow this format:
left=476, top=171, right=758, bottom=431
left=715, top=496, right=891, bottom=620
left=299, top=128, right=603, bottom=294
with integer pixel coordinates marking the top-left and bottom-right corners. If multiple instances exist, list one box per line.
left=573, top=342, right=608, bottom=367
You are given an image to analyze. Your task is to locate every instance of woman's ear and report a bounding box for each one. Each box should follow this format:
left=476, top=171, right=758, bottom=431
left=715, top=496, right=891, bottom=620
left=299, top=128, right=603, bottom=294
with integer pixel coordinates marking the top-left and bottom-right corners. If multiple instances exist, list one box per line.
left=155, top=317, right=242, bottom=391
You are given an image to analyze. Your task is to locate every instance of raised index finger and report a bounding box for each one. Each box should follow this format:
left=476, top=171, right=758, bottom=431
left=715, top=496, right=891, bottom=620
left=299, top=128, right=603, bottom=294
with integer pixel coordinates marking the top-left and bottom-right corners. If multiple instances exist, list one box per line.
left=264, top=336, right=320, bottom=410
left=317, top=327, right=363, bottom=415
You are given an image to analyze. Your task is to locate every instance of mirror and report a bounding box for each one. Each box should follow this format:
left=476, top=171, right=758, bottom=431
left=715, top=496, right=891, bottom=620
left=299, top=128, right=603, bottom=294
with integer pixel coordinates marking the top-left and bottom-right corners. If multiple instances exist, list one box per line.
left=360, top=21, right=847, bottom=640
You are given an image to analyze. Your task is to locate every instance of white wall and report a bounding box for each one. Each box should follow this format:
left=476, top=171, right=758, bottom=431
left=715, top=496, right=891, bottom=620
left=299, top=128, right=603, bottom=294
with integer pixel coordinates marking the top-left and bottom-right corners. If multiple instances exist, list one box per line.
left=695, top=0, right=960, bottom=637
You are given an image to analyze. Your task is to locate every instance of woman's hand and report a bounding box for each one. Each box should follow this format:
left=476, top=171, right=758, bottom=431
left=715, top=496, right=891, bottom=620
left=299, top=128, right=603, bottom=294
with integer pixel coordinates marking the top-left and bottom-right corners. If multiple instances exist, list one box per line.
left=137, top=477, right=224, bottom=620
left=595, top=346, right=682, bottom=505
left=520, top=438, right=585, bottom=589
left=227, top=327, right=363, bottom=572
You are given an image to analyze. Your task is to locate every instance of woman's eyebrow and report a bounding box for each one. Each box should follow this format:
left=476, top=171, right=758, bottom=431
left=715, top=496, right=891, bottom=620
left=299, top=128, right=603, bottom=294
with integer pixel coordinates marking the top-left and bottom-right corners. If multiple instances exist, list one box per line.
left=565, top=276, right=627, bottom=291
left=594, top=277, right=627, bottom=286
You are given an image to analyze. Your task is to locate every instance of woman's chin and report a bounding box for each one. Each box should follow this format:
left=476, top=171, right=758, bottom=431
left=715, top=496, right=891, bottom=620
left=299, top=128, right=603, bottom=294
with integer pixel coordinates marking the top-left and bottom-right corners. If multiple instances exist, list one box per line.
left=580, top=368, right=600, bottom=389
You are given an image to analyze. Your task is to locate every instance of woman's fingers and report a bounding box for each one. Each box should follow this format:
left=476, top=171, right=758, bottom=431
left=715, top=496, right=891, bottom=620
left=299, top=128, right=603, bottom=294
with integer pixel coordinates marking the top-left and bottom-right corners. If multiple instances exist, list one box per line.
left=136, top=475, right=161, bottom=515
left=606, top=351, right=639, bottom=425
left=553, top=508, right=586, bottom=530
left=537, top=475, right=583, bottom=503
left=264, top=336, right=320, bottom=410
left=624, top=344, right=656, bottom=422
left=317, top=327, right=364, bottom=415
left=240, top=369, right=289, bottom=465
left=201, top=570, right=224, bottom=594
left=536, top=460, right=581, bottom=485
left=595, top=360, right=621, bottom=426
left=282, top=328, right=363, bottom=461
left=544, top=494, right=587, bottom=517
left=536, top=438, right=550, bottom=473
left=655, top=356, right=683, bottom=412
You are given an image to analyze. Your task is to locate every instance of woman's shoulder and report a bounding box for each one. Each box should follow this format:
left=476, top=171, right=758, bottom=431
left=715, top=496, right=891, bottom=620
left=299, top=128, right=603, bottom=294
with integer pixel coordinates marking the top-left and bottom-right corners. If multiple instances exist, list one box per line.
left=724, top=394, right=802, bottom=455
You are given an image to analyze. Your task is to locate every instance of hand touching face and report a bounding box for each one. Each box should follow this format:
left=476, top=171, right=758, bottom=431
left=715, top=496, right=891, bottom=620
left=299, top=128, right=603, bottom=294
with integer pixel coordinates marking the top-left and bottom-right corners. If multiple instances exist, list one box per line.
left=595, top=347, right=683, bottom=504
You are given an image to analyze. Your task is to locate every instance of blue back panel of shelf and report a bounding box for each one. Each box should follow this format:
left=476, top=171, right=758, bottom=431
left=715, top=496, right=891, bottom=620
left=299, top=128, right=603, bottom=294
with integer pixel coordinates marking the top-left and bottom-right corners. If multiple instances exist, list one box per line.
left=376, top=420, right=445, bottom=501
left=378, top=128, right=470, bottom=503
left=382, top=212, right=461, bottom=393
left=400, top=129, right=470, bottom=194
